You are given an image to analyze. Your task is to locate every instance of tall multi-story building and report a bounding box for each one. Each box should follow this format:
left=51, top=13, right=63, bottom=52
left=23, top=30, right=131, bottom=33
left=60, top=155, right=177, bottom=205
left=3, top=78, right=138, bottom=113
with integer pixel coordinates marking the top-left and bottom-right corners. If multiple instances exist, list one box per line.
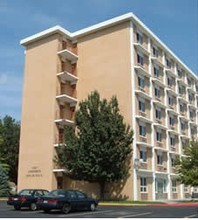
left=18, top=13, right=198, bottom=201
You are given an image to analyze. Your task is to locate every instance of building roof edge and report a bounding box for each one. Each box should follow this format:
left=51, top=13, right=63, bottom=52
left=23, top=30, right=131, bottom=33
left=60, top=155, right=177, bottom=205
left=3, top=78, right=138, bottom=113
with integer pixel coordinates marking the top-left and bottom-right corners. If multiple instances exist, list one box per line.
left=19, top=12, right=197, bottom=78
left=20, top=25, right=72, bottom=46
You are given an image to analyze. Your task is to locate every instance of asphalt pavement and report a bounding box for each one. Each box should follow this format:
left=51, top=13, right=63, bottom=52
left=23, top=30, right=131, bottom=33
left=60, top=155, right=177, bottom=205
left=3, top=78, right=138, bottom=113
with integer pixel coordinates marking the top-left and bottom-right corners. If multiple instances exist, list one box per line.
left=0, top=200, right=198, bottom=218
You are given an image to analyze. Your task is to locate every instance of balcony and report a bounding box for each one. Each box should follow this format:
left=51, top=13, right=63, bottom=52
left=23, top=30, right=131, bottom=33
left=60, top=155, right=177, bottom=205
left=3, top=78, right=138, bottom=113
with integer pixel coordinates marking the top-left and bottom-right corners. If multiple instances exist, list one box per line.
left=58, top=49, right=78, bottom=63
left=153, top=123, right=167, bottom=130
left=135, top=90, right=152, bottom=100
left=165, top=68, right=176, bottom=77
left=152, top=77, right=165, bottom=88
left=57, top=71, right=78, bottom=85
left=151, top=56, right=164, bottom=68
left=153, top=100, right=166, bottom=109
left=134, top=43, right=150, bottom=56
left=156, top=165, right=167, bottom=173
left=56, top=94, right=78, bottom=107
left=53, top=167, right=66, bottom=173
left=136, top=115, right=152, bottom=124
left=55, top=118, right=74, bottom=127
left=134, top=65, right=150, bottom=77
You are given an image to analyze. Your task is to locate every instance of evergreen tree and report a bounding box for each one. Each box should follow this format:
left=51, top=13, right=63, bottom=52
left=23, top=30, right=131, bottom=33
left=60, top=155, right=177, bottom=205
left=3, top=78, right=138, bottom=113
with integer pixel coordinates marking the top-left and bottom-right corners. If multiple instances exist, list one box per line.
left=176, top=140, right=198, bottom=186
left=0, top=165, right=10, bottom=197
left=0, top=116, right=20, bottom=183
left=55, top=91, right=133, bottom=199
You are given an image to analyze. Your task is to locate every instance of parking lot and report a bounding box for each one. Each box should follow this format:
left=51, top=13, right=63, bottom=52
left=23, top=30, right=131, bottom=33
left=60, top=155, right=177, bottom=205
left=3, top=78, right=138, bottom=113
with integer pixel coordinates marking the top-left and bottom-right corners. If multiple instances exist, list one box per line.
left=0, top=200, right=198, bottom=218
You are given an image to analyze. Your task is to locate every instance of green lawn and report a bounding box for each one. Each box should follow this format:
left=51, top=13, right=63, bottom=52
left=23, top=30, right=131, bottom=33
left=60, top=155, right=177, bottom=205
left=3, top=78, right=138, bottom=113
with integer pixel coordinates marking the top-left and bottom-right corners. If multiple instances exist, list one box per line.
left=99, top=200, right=166, bottom=204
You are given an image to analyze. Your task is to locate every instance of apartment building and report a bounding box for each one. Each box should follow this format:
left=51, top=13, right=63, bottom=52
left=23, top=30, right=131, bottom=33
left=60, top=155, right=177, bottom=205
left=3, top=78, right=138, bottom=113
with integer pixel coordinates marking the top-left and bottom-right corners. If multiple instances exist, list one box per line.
left=18, top=13, right=198, bottom=201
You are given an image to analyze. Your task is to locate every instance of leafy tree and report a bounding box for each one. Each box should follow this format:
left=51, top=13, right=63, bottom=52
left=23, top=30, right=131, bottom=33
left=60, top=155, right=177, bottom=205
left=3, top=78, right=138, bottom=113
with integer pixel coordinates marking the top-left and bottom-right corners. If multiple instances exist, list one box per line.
left=0, top=165, right=10, bottom=197
left=55, top=91, right=133, bottom=199
left=0, top=116, right=20, bottom=183
left=176, top=140, right=198, bottom=186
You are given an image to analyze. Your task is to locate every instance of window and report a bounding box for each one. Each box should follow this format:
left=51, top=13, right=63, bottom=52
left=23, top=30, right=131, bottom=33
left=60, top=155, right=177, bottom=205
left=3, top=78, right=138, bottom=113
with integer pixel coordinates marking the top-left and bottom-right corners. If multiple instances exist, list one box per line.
left=136, top=32, right=143, bottom=44
left=187, top=77, right=192, bottom=86
left=155, top=86, right=160, bottom=99
left=177, top=69, right=183, bottom=78
left=156, top=108, right=161, bottom=120
left=166, top=57, right=172, bottom=69
left=152, top=46, right=158, bottom=58
left=137, top=53, right=144, bottom=66
left=188, top=93, right=193, bottom=103
left=179, top=85, right=185, bottom=95
left=171, top=157, right=176, bottom=167
left=170, top=135, right=175, bottom=147
left=190, top=111, right=194, bottom=120
left=156, top=129, right=162, bottom=142
left=138, top=76, right=145, bottom=90
left=139, top=99, right=145, bottom=112
left=140, top=177, right=147, bottom=192
left=168, top=96, right=174, bottom=107
left=76, top=191, right=86, bottom=199
left=139, top=123, right=146, bottom=137
left=169, top=115, right=174, bottom=126
left=181, top=121, right=186, bottom=131
left=180, top=103, right=185, bottom=113
left=154, top=66, right=160, bottom=78
left=157, top=154, right=163, bottom=165
left=172, top=180, right=177, bottom=192
left=140, top=150, right=147, bottom=162
left=184, top=185, right=188, bottom=192
left=167, top=76, right=173, bottom=87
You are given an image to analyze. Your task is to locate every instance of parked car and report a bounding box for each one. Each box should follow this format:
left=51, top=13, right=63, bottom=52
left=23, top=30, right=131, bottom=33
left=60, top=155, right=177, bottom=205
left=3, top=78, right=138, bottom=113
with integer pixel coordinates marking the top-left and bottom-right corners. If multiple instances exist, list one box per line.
left=7, top=189, right=49, bottom=211
left=37, top=189, right=99, bottom=214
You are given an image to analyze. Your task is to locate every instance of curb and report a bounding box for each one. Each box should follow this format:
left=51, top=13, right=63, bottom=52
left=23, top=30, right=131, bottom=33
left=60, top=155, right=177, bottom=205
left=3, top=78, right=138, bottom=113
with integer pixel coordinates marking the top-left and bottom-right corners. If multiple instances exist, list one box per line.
left=99, top=203, right=148, bottom=206
left=99, top=202, right=198, bottom=207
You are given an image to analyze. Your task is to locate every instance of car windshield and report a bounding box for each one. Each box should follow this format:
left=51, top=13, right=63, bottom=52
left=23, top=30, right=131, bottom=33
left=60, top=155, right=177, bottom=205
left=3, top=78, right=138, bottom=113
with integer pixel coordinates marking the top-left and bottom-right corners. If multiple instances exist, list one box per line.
left=48, top=190, right=66, bottom=197
left=18, top=190, right=33, bottom=196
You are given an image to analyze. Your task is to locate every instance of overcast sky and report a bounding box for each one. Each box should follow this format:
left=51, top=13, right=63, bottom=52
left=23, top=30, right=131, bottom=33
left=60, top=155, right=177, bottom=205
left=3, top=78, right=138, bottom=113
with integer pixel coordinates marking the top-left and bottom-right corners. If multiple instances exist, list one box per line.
left=0, top=0, right=197, bottom=121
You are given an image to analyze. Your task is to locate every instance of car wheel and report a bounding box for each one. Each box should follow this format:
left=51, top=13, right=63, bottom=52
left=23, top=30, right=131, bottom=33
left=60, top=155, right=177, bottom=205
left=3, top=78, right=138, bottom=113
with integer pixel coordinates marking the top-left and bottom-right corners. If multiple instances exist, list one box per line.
left=14, top=205, right=20, bottom=210
left=62, top=203, right=71, bottom=214
left=90, top=203, right=97, bottom=211
left=30, top=203, right=37, bottom=211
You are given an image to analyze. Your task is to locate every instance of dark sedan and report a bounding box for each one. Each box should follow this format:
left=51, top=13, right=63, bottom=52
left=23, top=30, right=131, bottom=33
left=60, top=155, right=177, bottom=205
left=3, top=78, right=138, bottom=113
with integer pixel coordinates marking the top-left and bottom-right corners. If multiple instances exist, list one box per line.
left=37, top=189, right=98, bottom=214
left=7, top=189, right=49, bottom=211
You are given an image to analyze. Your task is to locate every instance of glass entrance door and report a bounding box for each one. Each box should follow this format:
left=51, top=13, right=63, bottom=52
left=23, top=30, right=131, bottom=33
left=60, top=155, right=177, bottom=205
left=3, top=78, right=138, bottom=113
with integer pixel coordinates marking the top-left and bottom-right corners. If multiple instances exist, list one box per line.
left=156, top=178, right=164, bottom=200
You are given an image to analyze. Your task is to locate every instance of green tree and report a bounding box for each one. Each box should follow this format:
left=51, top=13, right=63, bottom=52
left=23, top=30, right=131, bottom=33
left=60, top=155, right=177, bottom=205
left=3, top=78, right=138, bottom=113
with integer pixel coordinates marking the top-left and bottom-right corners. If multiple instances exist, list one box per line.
left=0, top=165, right=10, bottom=197
left=55, top=91, right=133, bottom=199
left=0, top=116, right=20, bottom=183
left=176, top=140, right=198, bottom=186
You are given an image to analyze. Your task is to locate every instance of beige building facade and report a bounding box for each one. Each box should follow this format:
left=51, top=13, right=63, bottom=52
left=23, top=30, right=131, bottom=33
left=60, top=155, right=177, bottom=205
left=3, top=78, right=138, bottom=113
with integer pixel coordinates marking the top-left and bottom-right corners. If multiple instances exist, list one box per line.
left=18, top=13, right=198, bottom=200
